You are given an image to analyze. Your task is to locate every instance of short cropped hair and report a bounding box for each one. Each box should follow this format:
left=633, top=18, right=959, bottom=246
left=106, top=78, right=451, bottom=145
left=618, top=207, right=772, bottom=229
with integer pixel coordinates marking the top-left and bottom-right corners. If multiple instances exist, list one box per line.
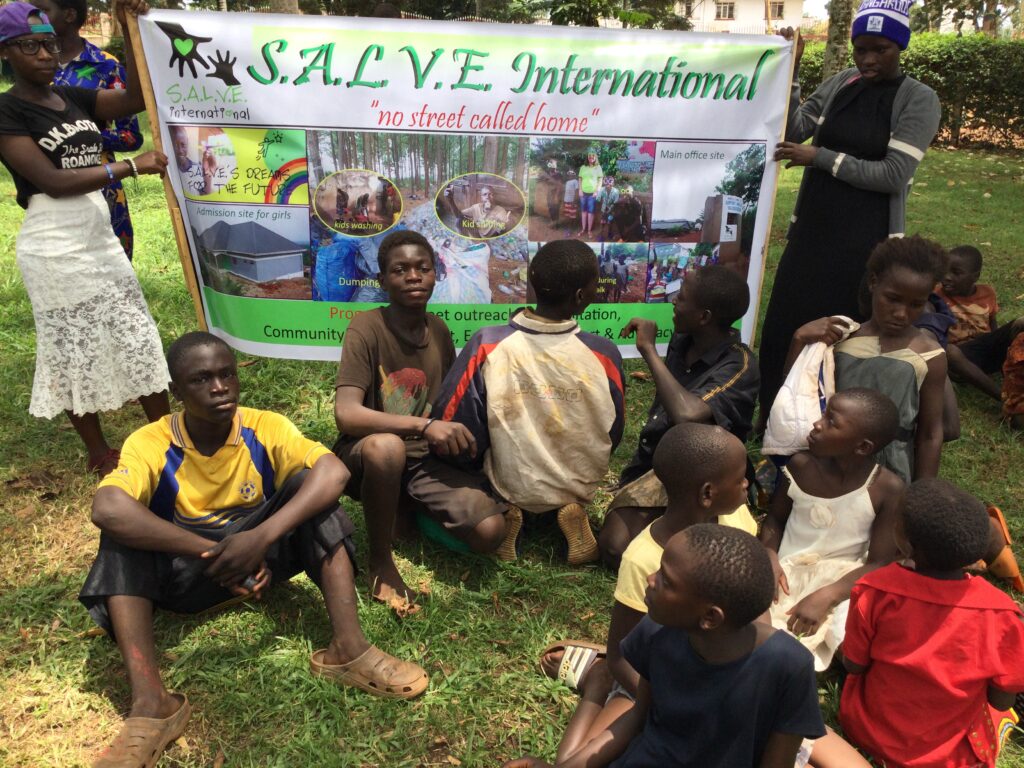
left=903, top=478, right=990, bottom=570
left=53, top=0, right=88, bottom=27
left=529, top=239, right=598, bottom=305
left=866, top=234, right=947, bottom=285
left=679, top=524, right=774, bottom=627
left=831, top=388, right=900, bottom=449
left=166, top=331, right=233, bottom=383
left=690, top=266, right=750, bottom=328
left=377, top=230, right=436, bottom=272
left=653, top=423, right=742, bottom=499
left=949, top=245, right=983, bottom=274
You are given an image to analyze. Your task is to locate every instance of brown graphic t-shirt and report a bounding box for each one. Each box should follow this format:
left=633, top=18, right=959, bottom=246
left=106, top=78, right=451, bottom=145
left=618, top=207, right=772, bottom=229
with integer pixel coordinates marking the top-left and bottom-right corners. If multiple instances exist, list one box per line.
left=335, top=308, right=455, bottom=458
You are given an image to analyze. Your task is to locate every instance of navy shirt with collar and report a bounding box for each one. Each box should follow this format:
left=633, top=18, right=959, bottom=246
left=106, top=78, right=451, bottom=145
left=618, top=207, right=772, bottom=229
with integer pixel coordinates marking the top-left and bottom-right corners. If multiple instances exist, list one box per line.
left=620, top=330, right=759, bottom=485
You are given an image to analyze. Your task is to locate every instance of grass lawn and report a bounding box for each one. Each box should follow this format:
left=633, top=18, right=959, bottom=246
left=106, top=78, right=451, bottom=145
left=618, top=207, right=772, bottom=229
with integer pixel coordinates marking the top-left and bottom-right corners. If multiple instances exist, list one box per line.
left=0, top=142, right=1022, bottom=767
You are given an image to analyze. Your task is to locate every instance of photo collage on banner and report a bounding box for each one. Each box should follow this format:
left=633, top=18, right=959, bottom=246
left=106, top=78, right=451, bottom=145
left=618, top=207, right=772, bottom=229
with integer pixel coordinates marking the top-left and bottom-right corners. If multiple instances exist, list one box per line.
left=175, top=129, right=766, bottom=311
left=140, top=10, right=791, bottom=359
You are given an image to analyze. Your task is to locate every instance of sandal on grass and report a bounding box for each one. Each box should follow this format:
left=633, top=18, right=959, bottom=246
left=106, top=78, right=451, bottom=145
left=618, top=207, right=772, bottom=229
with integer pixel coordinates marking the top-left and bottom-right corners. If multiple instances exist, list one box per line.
left=986, top=505, right=1024, bottom=593
left=310, top=646, right=428, bottom=699
left=541, top=640, right=606, bottom=693
left=92, top=693, right=190, bottom=768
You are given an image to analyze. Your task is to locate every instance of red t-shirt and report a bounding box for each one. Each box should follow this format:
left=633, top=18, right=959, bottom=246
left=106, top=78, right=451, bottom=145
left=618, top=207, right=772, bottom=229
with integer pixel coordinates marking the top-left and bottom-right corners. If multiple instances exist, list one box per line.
left=937, top=284, right=999, bottom=345
left=840, top=564, right=1024, bottom=768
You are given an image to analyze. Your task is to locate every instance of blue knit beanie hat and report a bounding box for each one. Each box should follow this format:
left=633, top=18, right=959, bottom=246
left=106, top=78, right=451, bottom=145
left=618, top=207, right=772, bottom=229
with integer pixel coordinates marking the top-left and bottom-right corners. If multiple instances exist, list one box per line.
left=851, top=0, right=913, bottom=50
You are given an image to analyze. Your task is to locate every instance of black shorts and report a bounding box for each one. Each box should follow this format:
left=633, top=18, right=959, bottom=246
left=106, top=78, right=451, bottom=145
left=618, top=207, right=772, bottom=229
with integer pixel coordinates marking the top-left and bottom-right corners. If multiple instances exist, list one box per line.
left=79, top=470, right=356, bottom=639
left=334, top=434, right=506, bottom=538
left=958, top=321, right=1021, bottom=374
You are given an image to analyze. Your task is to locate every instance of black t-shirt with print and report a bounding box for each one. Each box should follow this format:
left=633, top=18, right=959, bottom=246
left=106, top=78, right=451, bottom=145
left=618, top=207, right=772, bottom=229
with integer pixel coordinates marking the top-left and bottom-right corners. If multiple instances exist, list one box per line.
left=0, top=86, right=102, bottom=208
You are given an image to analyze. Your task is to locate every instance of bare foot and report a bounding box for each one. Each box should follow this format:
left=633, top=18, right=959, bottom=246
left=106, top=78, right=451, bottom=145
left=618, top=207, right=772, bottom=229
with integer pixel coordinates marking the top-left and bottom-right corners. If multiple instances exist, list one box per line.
left=127, top=690, right=184, bottom=720
left=541, top=649, right=564, bottom=679
left=369, top=563, right=420, bottom=617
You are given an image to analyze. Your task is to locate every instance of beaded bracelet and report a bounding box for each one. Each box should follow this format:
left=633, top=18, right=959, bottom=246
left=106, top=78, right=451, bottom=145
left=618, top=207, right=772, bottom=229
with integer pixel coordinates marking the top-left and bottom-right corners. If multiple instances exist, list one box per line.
left=126, top=157, right=139, bottom=178
left=103, top=163, right=115, bottom=182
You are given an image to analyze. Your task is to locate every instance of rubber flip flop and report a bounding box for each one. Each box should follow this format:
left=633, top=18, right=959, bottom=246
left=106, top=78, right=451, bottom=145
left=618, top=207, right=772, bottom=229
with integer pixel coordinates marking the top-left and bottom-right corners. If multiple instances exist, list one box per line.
left=540, top=640, right=606, bottom=692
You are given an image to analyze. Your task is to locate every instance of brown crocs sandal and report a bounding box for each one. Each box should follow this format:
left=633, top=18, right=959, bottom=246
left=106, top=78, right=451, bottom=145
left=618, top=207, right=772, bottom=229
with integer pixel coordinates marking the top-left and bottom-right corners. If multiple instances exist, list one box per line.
left=92, top=693, right=190, bottom=768
left=557, top=503, right=598, bottom=565
left=311, top=646, right=428, bottom=699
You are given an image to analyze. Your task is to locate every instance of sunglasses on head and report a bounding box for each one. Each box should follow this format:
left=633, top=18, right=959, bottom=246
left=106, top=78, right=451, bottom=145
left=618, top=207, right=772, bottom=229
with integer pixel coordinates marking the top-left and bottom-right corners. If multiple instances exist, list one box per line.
left=4, top=38, right=61, bottom=55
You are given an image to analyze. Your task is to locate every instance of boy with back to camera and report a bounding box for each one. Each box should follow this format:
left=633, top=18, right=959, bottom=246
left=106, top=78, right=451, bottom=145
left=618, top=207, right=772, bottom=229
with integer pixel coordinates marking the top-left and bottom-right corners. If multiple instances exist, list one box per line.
left=433, top=239, right=625, bottom=564
left=81, top=332, right=427, bottom=767
left=539, top=424, right=752, bottom=750
left=599, top=265, right=760, bottom=570
left=503, top=524, right=826, bottom=768
left=840, top=478, right=1024, bottom=767
left=936, top=244, right=1024, bottom=430
left=333, top=230, right=510, bottom=613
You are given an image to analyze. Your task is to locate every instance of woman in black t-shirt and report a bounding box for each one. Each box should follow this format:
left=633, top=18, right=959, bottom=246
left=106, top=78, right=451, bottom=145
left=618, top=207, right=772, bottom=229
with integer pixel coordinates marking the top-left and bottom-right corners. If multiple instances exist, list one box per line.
left=0, top=0, right=170, bottom=476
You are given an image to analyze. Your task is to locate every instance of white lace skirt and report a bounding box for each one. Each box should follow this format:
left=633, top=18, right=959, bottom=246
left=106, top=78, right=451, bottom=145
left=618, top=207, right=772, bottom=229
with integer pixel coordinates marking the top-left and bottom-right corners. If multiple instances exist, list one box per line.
left=16, top=191, right=170, bottom=418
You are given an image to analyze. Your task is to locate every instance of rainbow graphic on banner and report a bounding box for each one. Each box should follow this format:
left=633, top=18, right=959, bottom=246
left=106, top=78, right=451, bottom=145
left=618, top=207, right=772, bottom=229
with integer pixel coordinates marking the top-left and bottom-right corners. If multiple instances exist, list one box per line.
left=265, top=157, right=308, bottom=204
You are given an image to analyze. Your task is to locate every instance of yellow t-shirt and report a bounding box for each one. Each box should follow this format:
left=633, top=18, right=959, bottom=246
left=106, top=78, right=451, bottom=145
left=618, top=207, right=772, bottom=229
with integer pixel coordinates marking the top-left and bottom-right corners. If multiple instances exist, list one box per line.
left=612, top=506, right=759, bottom=612
left=99, top=408, right=331, bottom=529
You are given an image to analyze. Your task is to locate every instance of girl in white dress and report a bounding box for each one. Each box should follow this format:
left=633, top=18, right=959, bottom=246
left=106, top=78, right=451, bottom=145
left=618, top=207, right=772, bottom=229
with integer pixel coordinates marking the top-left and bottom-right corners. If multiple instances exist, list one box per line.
left=760, top=388, right=905, bottom=671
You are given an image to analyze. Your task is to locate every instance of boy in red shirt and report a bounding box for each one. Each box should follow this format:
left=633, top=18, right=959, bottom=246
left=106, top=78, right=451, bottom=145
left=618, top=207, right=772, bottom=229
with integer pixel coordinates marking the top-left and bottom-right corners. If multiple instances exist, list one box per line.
left=936, top=244, right=1024, bottom=429
left=840, top=478, right=1024, bottom=767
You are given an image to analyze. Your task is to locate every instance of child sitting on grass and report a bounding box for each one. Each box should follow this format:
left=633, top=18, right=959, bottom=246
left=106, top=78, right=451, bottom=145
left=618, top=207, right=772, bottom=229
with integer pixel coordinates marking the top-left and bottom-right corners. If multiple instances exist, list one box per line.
left=840, top=478, right=1024, bottom=768
left=539, top=424, right=750, bottom=732
left=434, top=239, right=624, bottom=565
left=793, top=235, right=1023, bottom=590
left=789, top=235, right=948, bottom=484
left=504, top=525, right=826, bottom=768
left=760, top=387, right=904, bottom=671
left=936, top=244, right=1024, bottom=430
left=600, top=265, right=759, bottom=570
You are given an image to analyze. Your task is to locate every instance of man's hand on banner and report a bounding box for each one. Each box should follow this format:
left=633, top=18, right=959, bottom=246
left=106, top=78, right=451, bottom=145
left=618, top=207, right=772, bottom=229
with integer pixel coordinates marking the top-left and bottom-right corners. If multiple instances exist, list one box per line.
left=208, top=49, right=240, bottom=86
left=777, top=26, right=805, bottom=65
left=113, top=0, right=149, bottom=25
left=774, top=141, right=818, bottom=169
left=155, top=21, right=214, bottom=79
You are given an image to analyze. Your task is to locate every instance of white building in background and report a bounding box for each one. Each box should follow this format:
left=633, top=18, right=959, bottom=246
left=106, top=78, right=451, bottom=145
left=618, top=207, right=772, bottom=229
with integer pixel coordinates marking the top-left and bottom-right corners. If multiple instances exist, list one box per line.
left=677, top=0, right=805, bottom=34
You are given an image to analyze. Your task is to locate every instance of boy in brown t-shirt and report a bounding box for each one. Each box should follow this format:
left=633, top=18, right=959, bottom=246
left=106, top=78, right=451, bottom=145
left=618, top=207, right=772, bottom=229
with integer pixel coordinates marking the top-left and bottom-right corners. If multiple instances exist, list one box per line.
left=333, top=230, right=508, bottom=612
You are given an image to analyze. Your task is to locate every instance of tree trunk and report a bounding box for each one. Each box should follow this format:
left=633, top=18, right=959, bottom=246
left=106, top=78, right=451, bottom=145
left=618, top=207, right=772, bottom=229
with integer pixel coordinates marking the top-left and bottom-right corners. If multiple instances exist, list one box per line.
left=514, top=139, right=527, bottom=187
left=482, top=136, right=498, bottom=174
left=270, top=0, right=299, bottom=12
left=821, top=0, right=854, bottom=80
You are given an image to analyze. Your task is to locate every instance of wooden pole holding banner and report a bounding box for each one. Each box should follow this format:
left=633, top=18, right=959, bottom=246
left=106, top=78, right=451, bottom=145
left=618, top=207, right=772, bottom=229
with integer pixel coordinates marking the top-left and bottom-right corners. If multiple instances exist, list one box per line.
left=123, top=4, right=208, bottom=331
left=750, top=28, right=798, bottom=348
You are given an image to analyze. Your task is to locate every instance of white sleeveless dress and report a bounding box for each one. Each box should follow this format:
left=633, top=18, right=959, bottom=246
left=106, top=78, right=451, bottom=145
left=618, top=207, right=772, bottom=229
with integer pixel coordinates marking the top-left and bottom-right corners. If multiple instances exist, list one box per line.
left=768, top=464, right=880, bottom=671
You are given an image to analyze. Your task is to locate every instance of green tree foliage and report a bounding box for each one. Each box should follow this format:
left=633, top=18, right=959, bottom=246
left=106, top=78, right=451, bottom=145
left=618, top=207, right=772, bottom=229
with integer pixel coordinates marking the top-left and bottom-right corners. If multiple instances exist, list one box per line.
left=715, top=143, right=766, bottom=208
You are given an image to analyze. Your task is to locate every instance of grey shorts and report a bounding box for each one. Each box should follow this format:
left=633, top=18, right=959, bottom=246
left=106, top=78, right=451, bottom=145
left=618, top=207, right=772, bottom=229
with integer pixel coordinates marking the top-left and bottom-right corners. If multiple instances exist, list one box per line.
left=334, top=435, right=506, bottom=538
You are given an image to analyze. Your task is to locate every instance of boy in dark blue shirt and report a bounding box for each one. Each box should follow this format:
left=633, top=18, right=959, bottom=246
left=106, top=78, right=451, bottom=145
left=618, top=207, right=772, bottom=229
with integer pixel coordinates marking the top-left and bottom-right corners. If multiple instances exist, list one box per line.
left=503, top=524, right=825, bottom=768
